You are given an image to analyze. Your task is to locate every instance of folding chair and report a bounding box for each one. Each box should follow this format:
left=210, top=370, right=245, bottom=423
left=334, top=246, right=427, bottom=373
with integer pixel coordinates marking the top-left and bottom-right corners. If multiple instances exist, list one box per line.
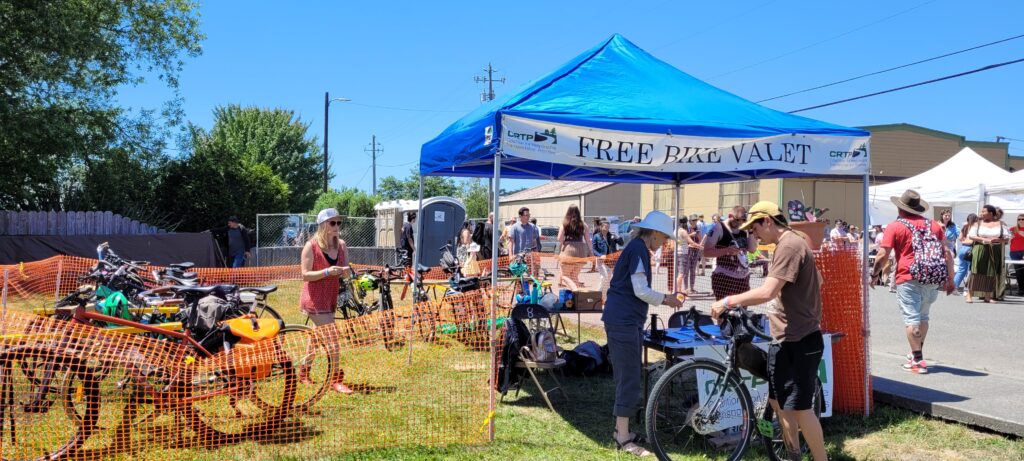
left=502, top=303, right=569, bottom=411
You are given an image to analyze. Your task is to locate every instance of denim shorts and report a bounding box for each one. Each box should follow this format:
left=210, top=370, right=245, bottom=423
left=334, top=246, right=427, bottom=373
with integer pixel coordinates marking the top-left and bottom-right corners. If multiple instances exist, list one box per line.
left=896, top=280, right=938, bottom=325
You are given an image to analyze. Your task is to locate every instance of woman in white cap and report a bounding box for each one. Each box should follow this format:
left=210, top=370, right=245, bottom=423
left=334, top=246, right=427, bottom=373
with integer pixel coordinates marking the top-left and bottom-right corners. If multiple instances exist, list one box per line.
left=299, top=208, right=353, bottom=394
left=601, top=211, right=683, bottom=457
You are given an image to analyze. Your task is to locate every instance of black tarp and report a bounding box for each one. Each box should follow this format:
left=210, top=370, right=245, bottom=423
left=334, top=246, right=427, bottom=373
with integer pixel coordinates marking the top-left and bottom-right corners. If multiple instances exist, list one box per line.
left=0, top=233, right=220, bottom=266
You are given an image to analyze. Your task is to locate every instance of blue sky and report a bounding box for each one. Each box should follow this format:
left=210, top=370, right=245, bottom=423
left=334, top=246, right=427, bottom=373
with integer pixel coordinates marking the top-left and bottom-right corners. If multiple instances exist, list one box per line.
left=119, top=0, right=1024, bottom=193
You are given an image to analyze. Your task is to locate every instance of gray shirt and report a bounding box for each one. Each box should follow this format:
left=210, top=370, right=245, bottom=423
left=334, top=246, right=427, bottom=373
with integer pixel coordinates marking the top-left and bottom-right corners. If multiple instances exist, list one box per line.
left=510, top=222, right=541, bottom=254
left=227, top=228, right=245, bottom=257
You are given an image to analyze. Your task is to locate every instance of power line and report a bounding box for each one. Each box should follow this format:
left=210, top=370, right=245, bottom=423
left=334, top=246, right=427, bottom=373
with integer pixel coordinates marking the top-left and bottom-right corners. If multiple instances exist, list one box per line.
left=711, top=0, right=941, bottom=80
left=653, top=0, right=778, bottom=51
left=347, top=101, right=469, bottom=113
left=758, top=32, right=1024, bottom=103
left=789, top=56, right=1024, bottom=113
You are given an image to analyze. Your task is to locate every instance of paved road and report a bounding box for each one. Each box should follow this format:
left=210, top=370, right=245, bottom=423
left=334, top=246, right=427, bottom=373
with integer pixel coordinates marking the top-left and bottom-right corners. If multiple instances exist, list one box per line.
left=869, top=287, right=1024, bottom=435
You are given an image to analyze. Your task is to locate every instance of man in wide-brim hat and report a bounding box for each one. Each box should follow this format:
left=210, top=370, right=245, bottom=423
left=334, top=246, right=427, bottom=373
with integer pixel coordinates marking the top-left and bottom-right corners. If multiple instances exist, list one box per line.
left=872, top=189, right=954, bottom=375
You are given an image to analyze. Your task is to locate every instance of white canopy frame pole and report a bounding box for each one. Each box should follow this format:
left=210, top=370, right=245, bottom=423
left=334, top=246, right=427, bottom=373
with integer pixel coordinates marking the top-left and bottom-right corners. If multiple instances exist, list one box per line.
left=673, top=182, right=681, bottom=296
left=410, top=175, right=425, bottom=366
left=488, top=151, right=501, bottom=441
left=862, top=170, right=872, bottom=418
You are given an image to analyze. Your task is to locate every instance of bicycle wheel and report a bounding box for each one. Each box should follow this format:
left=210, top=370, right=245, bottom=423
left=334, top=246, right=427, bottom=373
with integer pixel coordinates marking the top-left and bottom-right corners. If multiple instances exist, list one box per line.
left=184, top=341, right=296, bottom=444
left=645, top=358, right=755, bottom=461
left=276, top=324, right=333, bottom=413
left=0, top=346, right=100, bottom=461
left=253, top=303, right=283, bottom=323
left=378, top=310, right=405, bottom=352
left=759, top=379, right=824, bottom=461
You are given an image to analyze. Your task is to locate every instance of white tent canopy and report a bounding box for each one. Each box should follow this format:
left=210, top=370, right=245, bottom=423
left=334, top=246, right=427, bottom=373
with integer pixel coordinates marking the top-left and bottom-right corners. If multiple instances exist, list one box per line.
left=869, top=147, right=1012, bottom=224
left=984, top=168, right=1024, bottom=213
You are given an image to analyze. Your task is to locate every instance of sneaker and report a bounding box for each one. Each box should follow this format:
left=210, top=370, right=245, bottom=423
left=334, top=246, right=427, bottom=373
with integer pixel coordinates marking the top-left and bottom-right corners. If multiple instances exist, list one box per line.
left=331, top=382, right=355, bottom=394
left=902, top=355, right=928, bottom=374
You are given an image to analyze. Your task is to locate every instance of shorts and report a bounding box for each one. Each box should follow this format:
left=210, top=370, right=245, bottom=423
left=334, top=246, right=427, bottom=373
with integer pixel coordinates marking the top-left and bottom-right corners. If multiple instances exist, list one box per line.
left=896, top=280, right=938, bottom=325
left=767, top=331, right=823, bottom=411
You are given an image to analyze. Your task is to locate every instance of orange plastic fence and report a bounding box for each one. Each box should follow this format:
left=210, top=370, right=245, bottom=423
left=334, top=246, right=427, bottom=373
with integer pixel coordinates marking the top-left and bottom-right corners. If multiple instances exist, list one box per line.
left=0, top=246, right=871, bottom=458
left=0, top=256, right=497, bottom=459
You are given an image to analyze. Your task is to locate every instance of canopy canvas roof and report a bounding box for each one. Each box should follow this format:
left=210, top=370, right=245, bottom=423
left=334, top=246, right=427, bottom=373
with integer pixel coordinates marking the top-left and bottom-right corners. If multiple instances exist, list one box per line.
left=421, top=34, right=870, bottom=184
left=868, top=147, right=1012, bottom=223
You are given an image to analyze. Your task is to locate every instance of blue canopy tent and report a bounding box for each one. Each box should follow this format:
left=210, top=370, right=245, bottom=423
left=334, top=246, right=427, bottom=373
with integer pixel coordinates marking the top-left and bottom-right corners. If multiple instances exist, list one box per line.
left=417, top=34, right=872, bottom=428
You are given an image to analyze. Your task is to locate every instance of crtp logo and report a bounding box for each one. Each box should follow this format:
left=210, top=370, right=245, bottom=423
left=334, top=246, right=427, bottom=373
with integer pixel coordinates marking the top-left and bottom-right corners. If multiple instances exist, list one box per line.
left=506, top=127, right=557, bottom=144
left=829, top=145, right=867, bottom=158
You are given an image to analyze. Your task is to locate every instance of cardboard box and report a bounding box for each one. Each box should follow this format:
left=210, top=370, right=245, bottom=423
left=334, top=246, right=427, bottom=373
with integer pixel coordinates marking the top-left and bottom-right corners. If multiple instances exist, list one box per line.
left=573, top=289, right=604, bottom=311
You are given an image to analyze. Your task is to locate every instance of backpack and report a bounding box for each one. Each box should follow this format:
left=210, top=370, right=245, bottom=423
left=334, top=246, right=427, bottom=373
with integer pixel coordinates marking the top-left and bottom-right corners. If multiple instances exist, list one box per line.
left=897, top=217, right=948, bottom=285
left=529, top=329, right=558, bottom=362
left=495, top=317, right=531, bottom=393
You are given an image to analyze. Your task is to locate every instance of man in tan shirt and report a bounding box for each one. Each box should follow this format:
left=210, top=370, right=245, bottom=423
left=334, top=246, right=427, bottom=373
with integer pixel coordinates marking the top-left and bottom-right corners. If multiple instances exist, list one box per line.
left=711, top=201, right=826, bottom=461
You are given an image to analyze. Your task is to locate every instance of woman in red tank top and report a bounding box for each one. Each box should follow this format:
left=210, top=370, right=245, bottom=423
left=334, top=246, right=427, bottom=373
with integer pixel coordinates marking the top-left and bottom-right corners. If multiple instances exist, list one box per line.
left=300, top=208, right=353, bottom=394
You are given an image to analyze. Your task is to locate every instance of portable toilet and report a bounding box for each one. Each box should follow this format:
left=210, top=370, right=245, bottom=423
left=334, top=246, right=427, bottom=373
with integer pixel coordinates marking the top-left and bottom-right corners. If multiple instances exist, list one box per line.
left=373, top=199, right=419, bottom=249
left=417, top=196, right=466, bottom=268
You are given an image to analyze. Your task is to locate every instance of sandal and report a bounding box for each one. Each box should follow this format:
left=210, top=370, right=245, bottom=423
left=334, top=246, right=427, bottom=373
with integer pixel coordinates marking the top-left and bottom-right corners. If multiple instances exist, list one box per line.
left=331, top=382, right=355, bottom=394
left=613, top=432, right=652, bottom=457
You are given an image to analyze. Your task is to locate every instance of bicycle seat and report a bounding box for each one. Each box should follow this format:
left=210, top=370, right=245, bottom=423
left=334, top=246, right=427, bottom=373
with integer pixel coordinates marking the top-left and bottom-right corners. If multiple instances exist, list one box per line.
left=416, top=264, right=432, bottom=274
left=163, top=275, right=199, bottom=286
left=169, top=262, right=195, bottom=270
left=173, top=285, right=218, bottom=296
left=239, top=285, right=277, bottom=295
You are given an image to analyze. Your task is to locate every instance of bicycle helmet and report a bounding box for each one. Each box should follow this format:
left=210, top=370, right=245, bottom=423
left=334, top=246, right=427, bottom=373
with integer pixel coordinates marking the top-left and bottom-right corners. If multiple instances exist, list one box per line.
left=508, top=261, right=528, bottom=277
left=357, top=273, right=379, bottom=291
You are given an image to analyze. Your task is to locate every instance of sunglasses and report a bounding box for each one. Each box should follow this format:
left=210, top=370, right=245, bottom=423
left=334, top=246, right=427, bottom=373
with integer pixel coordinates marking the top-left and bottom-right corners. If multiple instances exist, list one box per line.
left=327, top=220, right=342, bottom=227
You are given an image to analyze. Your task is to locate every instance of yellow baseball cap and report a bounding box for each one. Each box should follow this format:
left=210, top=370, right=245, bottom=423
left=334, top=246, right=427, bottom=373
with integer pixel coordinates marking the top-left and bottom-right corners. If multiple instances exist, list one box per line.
left=738, top=201, right=785, bottom=231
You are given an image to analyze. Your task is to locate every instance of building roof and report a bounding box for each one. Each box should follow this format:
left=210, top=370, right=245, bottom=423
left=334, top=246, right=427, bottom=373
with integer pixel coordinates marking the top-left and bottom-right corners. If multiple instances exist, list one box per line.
left=502, top=181, right=614, bottom=202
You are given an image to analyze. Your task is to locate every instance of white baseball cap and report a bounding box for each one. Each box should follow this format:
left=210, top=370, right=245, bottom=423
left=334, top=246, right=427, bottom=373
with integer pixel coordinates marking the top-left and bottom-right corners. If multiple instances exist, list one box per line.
left=316, top=208, right=340, bottom=225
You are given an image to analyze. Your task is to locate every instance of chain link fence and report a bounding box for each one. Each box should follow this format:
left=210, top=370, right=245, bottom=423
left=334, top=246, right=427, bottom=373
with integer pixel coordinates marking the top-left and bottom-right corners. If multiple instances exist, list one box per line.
left=254, top=214, right=396, bottom=267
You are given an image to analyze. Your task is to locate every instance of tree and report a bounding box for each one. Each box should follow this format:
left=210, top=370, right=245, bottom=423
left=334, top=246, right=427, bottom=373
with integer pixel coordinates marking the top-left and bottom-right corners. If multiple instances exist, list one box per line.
left=459, top=179, right=489, bottom=219
left=376, top=168, right=457, bottom=201
left=310, top=188, right=378, bottom=218
left=204, top=105, right=324, bottom=212
left=0, top=0, right=204, bottom=210
left=155, top=126, right=290, bottom=231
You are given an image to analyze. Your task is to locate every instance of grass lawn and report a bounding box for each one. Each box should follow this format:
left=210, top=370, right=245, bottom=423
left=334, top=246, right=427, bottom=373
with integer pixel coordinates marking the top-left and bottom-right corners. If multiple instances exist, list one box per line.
left=3, top=284, right=1023, bottom=460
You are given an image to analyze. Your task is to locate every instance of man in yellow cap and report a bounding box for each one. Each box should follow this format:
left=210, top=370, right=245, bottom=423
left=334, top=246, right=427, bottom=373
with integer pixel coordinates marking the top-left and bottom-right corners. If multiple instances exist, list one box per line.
left=710, top=201, right=826, bottom=461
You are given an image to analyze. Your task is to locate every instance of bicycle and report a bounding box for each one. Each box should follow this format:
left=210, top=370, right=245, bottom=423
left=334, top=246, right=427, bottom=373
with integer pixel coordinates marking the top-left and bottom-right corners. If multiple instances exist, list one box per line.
left=1, top=287, right=298, bottom=461
left=644, top=306, right=824, bottom=461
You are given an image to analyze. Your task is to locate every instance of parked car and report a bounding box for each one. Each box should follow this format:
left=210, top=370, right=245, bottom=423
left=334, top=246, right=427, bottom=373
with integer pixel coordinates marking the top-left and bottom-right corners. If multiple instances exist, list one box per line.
left=539, top=226, right=559, bottom=253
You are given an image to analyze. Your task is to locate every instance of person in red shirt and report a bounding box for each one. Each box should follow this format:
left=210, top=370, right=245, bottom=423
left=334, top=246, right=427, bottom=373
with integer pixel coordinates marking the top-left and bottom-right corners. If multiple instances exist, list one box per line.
left=1008, top=214, right=1024, bottom=296
left=872, top=190, right=954, bottom=375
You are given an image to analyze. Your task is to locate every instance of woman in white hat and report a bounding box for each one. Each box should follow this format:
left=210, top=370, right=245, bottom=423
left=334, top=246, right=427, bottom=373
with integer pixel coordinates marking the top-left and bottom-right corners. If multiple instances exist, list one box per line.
left=601, top=211, right=684, bottom=457
left=299, top=208, right=353, bottom=394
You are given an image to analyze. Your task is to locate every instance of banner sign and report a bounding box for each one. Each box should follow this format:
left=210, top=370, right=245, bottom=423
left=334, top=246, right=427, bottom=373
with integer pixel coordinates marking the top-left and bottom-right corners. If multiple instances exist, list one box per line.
left=694, top=334, right=833, bottom=432
left=501, top=115, right=869, bottom=175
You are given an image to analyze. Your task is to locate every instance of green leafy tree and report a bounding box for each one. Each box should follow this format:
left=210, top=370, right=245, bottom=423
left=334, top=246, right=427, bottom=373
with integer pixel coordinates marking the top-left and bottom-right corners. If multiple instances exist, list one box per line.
left=204, top=105, right=324, bottom=212
left=459, top=179, right=489, bottom=218
left=156, top=126, right=290, bottom=231
left=310, top=188, right=378, bottom=217
left=0, top=0, right=203, bottom=210
left=376, top=168, right=457, bottom=201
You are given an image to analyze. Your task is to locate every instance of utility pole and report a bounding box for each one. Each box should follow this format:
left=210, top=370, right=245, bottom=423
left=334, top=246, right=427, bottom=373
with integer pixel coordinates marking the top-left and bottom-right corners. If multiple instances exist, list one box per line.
left=323, top=92, right=329, bottom=192
left=323, top=92, right=351, bottom=192
left=475, top=64, right=505, bottom=212
left=364, top=135, right=382, bottom=195
left=474, top=63, right=506, bottom=103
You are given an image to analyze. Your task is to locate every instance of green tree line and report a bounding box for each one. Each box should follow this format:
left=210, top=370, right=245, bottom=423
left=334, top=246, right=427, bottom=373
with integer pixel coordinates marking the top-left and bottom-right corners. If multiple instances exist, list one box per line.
left=0, top=0, right=487, bottom=232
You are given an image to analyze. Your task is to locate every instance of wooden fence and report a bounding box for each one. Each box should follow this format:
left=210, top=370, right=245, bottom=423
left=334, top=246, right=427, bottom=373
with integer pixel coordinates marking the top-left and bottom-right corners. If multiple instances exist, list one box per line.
left=0, top=211, right=165, bottom=236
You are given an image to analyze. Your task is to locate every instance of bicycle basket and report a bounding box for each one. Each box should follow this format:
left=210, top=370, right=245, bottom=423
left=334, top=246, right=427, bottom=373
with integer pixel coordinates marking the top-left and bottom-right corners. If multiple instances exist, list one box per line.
left=358, top=273, right=379, bottom=291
